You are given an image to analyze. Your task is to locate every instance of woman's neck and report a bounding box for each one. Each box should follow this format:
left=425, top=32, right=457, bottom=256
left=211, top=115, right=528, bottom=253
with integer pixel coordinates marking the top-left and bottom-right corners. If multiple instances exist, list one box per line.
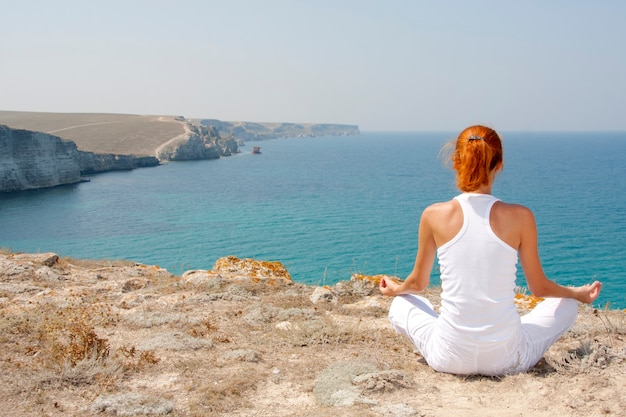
left=472, top=184, right=492, bottom=194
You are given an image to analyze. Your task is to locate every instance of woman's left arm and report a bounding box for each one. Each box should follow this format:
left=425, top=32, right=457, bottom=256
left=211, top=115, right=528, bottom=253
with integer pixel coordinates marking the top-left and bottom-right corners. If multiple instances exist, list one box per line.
left=380, top=207, right=437, bottom=296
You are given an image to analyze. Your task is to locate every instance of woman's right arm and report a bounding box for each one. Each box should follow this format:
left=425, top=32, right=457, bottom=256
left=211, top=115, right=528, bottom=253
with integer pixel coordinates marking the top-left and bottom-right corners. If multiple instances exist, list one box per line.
left=518, top=206, right=602, bottom=304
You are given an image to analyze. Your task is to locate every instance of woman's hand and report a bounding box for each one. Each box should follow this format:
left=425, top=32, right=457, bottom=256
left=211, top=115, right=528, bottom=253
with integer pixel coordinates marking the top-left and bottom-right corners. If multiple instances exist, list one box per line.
left=379, top=275, right=401, bottom=296
left=575, top=281, right=603, bottom=304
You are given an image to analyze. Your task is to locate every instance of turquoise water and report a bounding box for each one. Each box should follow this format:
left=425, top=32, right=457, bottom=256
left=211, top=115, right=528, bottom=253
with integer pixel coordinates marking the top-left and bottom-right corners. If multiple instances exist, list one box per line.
left=1, top=132, right=624, bottom=308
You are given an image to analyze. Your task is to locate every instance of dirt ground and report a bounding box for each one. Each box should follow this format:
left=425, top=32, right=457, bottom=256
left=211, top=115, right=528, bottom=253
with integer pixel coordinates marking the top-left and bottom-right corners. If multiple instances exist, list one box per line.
left=1, top=251, right=624, bottom=417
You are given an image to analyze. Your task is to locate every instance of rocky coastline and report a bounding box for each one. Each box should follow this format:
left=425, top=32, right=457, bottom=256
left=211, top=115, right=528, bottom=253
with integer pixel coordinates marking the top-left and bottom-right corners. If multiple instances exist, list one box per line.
left=199, top=119, right=361, bottom=141
left=0, top=112, right=361, bottom=193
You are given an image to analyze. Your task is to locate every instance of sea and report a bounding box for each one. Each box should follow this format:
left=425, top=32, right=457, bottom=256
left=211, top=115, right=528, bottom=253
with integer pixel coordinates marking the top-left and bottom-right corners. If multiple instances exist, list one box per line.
left=1, top=132, right=624, bottom=309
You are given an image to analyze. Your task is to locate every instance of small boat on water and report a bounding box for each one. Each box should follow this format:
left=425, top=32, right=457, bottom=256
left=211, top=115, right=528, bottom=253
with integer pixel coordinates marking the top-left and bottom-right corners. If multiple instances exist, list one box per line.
left=252, top=146, right=262, bottom=154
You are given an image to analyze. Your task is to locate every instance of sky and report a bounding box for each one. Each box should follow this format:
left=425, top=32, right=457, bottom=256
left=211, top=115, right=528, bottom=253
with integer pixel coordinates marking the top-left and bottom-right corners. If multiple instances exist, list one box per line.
left=1, top=0, right=625, bottom=132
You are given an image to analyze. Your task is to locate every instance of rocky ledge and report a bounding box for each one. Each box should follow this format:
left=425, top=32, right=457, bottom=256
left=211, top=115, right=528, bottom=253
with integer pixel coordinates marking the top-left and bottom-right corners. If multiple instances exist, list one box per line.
left=0, top=251, right=624, bottom=417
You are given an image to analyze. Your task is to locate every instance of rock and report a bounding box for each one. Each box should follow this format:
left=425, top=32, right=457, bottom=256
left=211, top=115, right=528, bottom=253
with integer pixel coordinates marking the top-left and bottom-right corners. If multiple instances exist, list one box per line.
left=222, top=349, right=261, bottom=363
left=122, top=278, right=149, bottom=292
left=34, top=266, right=64, bottom=281
left=12, top=252, right=59, bottom=267
left=343, top=296, right=382, bottom=310
left=275, top=321, right=295, bottom=330
left=372, top=403, right=424, bottom=417
left=182, top=269, right=223, bottom=286
left=309, top=286, right=337, bottom=304
left=118, top=293, right=147, bottom=309
left=213, top=256, right=292, bottom=281
left=313, top=361, right=379, bottom=407
left=351, top=273, right=401, bottom=286
left=90, top=393, right=174, bottom=416
left=352, top=370, right=413, bottom=393
left=0, top=253, right=60, bottom=281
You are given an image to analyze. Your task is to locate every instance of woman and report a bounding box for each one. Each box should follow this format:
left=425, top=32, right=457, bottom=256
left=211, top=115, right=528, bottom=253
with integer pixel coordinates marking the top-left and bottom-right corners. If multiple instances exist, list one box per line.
left=379, top=125, right=602, bottom=376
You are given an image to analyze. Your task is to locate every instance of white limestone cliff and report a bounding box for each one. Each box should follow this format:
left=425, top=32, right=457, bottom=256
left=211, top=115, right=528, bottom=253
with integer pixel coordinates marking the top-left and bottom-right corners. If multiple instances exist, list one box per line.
left=0, top=125, right=83, bottom=192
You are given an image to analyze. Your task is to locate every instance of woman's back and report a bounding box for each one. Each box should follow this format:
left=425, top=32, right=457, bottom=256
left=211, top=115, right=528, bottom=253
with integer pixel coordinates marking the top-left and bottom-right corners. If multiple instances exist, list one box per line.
left=435, top=193, right=520, bottom=344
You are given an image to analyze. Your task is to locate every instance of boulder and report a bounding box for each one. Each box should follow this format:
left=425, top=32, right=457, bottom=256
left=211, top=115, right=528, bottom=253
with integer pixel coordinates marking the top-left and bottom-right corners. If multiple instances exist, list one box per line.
left=309, top=286, right=337, bottom=304
left=213, top=256, right=292, bottom=281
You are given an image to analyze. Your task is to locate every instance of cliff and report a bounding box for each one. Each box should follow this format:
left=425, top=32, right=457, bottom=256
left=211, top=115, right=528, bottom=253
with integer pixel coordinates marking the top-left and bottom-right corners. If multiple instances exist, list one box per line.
left=155, top=123, right=239, bottom=161
left=0, top=250, right=624, bottom=417
left=200, top=119, right=361, bottom=141
left=0, top=125, right=83, bottom=192
left=78, top=152, right=160, bottom=174
left=0, top=125, right=159, bottom=193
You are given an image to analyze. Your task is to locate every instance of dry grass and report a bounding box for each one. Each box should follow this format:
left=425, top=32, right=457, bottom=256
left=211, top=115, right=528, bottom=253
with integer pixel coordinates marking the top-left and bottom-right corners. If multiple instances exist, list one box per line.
left=188, top=371, right=258, bottom=416
left=0, top=111, right=185, bottom=155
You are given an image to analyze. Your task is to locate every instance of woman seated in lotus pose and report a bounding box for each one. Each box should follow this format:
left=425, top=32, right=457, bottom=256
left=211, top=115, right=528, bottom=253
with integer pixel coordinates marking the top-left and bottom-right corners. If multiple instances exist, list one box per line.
left=379, top=125, right=602, bottom=376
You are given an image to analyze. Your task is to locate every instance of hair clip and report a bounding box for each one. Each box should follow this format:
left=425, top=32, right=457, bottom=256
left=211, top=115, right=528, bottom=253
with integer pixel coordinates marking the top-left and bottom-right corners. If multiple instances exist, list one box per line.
left=468, top=135, right=484, bottom=141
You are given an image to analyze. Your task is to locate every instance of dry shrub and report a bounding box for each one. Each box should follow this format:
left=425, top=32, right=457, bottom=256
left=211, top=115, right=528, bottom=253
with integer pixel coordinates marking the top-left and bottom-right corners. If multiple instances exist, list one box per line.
left=549, top=340, right=615, bottom=373
left=592, top=307, right=626, bottom=337
left=0, top=310, right=34, bottom=341
left=58, top=256, right=136, bottom=270
left=122, top=310, right=188, bottom=329
left=49, top=353, right=123, bottom=388
left=0, top=299, right=128, bottom=389
left=242, top=301, right=317, bottom=328
left=1, top=296, right=162, bottom=387
left=548, top=307, right=626, bottom=374
left=334, top=279, right=380, bottom=303
left=280, top=316, right=384, bottom=347
left=37, top=301, right=116, bottom=368
left=225, top=278, right=290, bottom=299
left=188, top=372, right=257, bottom=416
left=90, top=392, right=174, bottom=416
left=116, top=345, right=160, bottom=371
left=1, top=299, right=163, bottom=391
left=262, top=285, right=313, bottom=310
left=188, top=317, right=219, bottom=338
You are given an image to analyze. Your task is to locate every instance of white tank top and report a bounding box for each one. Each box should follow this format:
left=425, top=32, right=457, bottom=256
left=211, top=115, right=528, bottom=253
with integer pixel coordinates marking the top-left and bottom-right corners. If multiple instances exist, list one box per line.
left=436, top=193, right=521, bottom=344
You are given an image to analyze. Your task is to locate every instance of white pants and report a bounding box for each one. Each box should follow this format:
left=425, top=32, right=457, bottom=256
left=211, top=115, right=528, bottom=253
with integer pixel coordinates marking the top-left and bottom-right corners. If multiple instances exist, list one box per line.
left=388, top=295, right=578, bottom=375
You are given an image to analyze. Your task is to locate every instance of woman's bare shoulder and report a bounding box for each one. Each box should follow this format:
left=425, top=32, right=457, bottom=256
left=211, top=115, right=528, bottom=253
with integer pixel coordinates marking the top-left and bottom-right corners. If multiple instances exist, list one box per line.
left=422, top=199, right=462, bottom=227
left=424, top=199, right=459, bottom=215
left=496, top=200, right=532, bottom=212
left=493, top=201, right=535, bottom=222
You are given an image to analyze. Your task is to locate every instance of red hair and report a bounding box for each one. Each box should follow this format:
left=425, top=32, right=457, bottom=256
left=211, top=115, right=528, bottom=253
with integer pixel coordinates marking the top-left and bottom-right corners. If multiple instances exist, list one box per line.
left=450, top=125, right=503, bottom=192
